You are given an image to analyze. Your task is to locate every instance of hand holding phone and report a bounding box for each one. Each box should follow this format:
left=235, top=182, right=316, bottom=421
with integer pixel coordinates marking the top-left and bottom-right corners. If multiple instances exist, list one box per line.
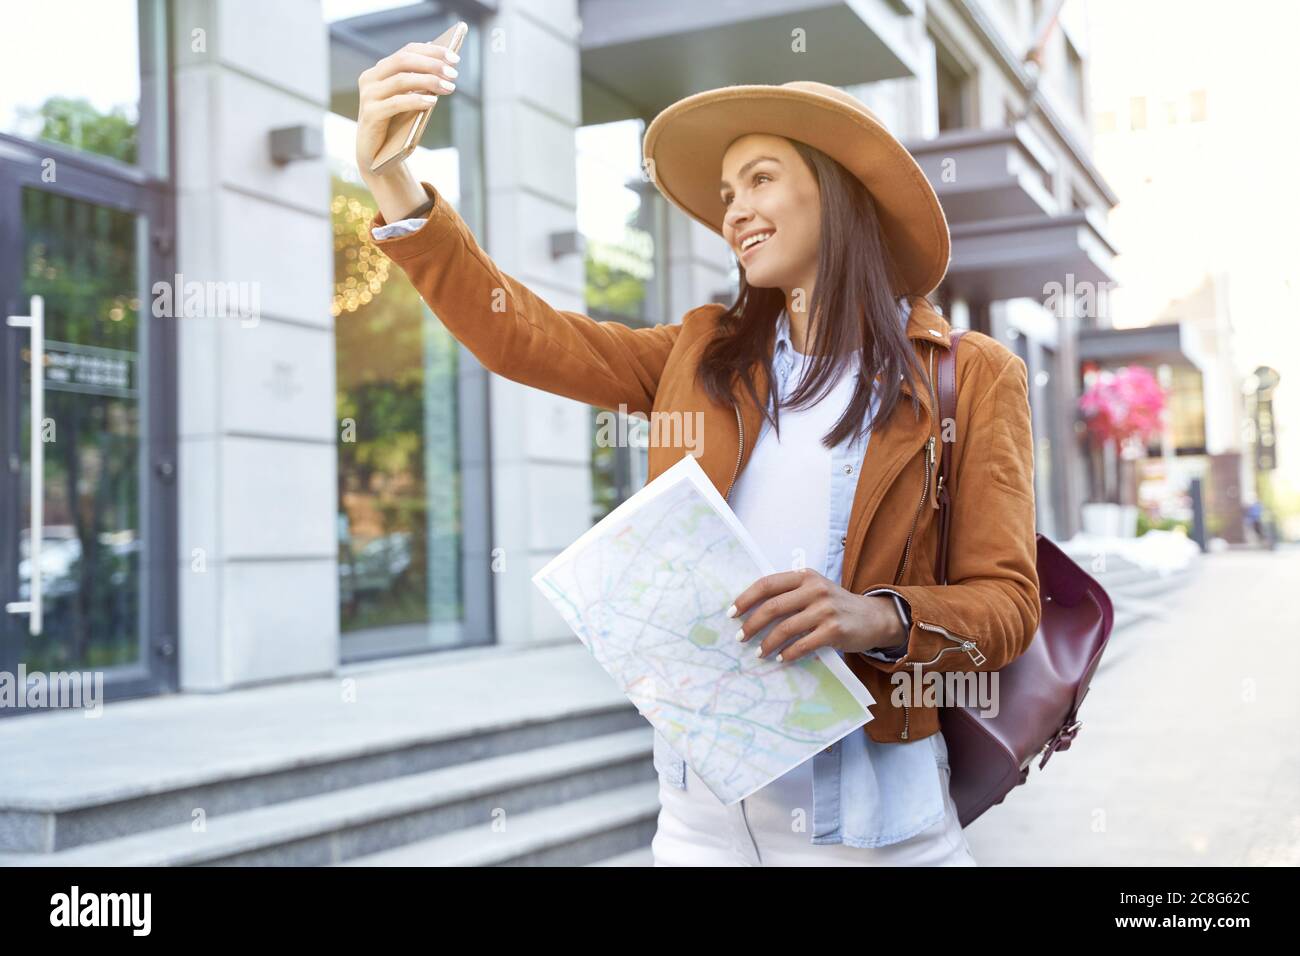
left=355, top=22, right=467, bottom=188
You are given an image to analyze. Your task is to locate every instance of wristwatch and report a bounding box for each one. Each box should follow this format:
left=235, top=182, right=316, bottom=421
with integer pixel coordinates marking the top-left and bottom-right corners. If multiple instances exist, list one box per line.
left=402, top=196, right=436, bottom=220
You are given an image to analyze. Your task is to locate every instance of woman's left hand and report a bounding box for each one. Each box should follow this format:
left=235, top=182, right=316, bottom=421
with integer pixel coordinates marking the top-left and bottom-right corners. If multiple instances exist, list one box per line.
left=728, top=569, right=904, bottom=663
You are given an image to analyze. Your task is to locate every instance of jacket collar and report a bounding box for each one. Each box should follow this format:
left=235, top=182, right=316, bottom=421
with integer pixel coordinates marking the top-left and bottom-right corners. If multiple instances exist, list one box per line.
left=896, top=295, right=952, bottom=414
left=902, top=294, right=952, bottom=348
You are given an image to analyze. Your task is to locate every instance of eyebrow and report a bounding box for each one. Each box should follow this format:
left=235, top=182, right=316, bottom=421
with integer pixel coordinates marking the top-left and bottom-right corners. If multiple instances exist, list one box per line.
left=720, top=156, right=782, bottom=193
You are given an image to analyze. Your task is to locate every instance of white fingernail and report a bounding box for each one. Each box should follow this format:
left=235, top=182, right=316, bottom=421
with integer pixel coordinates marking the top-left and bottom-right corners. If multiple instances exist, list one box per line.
left=440, top=78, right=456, bottom=92
left=725, top=604, right=737, bottom=618
left=734, top=629, right=745, bottom=642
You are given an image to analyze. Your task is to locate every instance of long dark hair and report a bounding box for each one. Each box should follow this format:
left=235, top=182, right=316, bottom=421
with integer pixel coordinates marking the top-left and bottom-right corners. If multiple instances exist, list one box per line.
left=697, top=137, right=935, bottom=448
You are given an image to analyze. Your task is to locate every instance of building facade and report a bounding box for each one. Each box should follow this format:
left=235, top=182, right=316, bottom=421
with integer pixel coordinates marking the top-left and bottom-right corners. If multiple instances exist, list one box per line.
left=2, top=0, right=1117, bottom=708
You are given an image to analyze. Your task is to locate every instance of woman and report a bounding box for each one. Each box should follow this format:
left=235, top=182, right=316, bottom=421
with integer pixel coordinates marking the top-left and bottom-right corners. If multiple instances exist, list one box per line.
left=355, top=38, right=1040, bottom=866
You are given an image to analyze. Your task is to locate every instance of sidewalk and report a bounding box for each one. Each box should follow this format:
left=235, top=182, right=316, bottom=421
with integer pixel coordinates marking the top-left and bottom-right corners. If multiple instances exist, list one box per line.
left=960, top=545, right=1300, bottom=865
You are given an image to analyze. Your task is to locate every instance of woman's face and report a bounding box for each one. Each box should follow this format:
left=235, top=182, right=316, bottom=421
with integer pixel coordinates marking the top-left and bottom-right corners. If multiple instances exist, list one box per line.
left=719, top=133, right=821, bottom=292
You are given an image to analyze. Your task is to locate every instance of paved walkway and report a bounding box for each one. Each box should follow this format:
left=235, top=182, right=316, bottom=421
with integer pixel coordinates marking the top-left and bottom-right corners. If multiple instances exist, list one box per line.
left=962, top=544, right=1300, bottom=865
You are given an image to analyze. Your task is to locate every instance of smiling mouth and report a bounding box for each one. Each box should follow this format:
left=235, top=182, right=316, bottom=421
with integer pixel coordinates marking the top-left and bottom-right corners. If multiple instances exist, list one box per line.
left=739, top=231, right=775, bottom=259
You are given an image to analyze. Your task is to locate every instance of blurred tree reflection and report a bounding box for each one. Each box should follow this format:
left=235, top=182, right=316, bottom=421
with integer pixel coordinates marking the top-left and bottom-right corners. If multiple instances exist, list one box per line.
left=333, top=176, right=463, bottom=639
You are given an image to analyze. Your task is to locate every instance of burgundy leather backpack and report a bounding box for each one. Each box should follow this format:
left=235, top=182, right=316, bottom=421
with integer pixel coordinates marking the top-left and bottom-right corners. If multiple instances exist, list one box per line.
left=933, top=330, right=1115, bottom=828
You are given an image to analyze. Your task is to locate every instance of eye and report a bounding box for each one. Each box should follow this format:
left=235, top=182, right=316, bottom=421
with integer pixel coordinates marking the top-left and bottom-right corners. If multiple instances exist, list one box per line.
left=721, top=171, right=773, bottom=207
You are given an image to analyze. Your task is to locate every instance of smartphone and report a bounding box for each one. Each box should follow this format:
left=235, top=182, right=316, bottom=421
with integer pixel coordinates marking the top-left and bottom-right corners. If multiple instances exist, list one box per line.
left=369, top=21, right=468, bottom=176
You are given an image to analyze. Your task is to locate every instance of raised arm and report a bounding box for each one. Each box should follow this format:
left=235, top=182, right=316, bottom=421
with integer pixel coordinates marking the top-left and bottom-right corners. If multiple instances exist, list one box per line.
left=353, top=34, right=685, bottom=416
left=366, top=182, right=685, bottom=416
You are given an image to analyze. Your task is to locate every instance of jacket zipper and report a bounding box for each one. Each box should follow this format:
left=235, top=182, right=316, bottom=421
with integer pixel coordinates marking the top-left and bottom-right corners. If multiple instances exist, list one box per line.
left=928, top=344, right=942, bottom=512
left=894, top=409, right=935, bottom=740
left=914, top=620, right=987, bottom=666
left=896, top=344, right=941, bottom=586
left=894, top=434, right=935, bottom=587
left=899, top=343, right=941, bottom=738
left=725, top=402, right=744, bottom=501
left=896, top=620, right=985, bottom=741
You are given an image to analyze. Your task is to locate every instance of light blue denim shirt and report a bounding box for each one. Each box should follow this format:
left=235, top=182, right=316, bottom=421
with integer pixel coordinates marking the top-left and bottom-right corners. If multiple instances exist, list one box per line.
left=373, top=214, right=951, bottom=848
left=372, top=215, right=436, bottom=241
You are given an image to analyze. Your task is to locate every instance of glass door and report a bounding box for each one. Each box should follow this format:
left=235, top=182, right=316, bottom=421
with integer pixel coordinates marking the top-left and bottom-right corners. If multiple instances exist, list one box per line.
left=0, top=147, right=176, bottom=712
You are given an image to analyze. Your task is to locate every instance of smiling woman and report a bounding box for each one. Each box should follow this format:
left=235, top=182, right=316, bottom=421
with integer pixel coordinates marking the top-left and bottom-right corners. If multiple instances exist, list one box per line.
left=698, top=130, right=930, bottom=453
left=358, top=66, right=1037, bottom=867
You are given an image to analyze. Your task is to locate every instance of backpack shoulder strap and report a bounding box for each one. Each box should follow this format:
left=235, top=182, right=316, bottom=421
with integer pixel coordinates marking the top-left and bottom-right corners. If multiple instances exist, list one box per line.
left=933, top=329, right=966, bottom=585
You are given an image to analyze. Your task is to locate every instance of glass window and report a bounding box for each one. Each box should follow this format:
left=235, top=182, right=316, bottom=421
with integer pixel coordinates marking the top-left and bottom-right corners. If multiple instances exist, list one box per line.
left=577, top=119, right=663, bottom=520
left=328, top=12, right=489, bottom=661
left=0, top=0, right=168, bottom=175
left=934, top=40, right=971, bottom=132
left=1167, top=364, right=1207, bottom=453
left=1, top=0, right=174, bottom=704
left=14, top=190, right=148, bottom=672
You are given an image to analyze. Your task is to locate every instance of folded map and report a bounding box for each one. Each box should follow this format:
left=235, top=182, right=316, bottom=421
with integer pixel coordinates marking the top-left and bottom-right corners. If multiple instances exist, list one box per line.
left=532, top=453, right=875, bottom=805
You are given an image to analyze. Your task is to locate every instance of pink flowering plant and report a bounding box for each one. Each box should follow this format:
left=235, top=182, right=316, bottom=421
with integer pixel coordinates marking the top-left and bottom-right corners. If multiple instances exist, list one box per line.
left=1078, top=365, right=1167, bottom=446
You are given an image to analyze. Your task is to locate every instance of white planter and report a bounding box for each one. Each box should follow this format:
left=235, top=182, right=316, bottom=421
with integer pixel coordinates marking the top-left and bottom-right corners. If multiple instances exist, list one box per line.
left=1117, top=505, right=1139, bottom=538
left=1081, top=502, right=1121, bottom=537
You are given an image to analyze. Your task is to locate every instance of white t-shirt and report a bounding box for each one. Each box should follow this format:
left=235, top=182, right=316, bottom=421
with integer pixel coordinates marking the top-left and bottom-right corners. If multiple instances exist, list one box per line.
left=728, top=345, right=860, bottom=579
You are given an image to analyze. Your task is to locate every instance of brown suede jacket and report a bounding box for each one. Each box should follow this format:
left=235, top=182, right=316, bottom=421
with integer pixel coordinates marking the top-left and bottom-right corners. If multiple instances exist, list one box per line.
left=370, top=181, right=1042, bottom=745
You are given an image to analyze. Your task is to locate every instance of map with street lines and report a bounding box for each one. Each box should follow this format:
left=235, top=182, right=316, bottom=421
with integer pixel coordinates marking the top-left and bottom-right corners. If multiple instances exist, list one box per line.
left=533, top=455, right=875, bottom=804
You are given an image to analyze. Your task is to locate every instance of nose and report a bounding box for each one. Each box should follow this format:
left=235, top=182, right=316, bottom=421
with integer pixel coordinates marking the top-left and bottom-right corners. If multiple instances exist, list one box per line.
left=724, top=206, right=752, bottom=246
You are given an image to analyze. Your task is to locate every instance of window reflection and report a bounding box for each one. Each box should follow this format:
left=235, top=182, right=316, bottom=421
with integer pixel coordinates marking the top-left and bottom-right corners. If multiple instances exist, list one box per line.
left=0, top=0, right=166, bottom=173
left=19, top=189, right=144, bottom=671
left=328, top=115, right=468, bottom=657
left=578, top=120, right=663, bottom=521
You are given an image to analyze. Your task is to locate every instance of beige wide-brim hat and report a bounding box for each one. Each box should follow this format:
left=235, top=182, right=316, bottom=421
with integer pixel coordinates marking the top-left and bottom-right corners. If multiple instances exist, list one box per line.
left=642, top=81, right=950, bottom=297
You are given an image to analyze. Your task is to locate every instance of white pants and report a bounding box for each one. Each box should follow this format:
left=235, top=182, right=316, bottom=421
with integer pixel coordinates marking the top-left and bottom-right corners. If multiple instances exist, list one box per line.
left=651, top=754, right=976, bottom=866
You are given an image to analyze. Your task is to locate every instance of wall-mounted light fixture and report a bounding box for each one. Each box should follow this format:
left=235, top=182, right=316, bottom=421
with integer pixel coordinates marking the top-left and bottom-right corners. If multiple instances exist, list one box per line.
left=269, top=125, right=323, bottom=166
left=549, top=229, right=586, bottom=260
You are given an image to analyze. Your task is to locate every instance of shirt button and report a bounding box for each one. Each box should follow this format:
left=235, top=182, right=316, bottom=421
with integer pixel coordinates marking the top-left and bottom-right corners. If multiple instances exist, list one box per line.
left=842, top=464, right=853, bottom=475
left=840, top=534, right=847, bottom=547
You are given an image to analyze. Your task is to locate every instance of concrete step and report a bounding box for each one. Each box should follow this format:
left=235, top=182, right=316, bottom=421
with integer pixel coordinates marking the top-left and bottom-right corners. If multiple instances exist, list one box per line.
left=1095, top=572, right=1205, bottom=672
left=1112, top=593, right=1176, bottom=621
left=340, top=780, right=660, bottom=867
left=0, top=728, right=654, bottom=867
left=1090, top=564, right=1199, bottom=674
left=1095, top=610, right=1147, bottom=673
left=1057, top=540, right=1203, bottom=595
left=1105, top=566, right=1197, bottom=601
left=0, top=643, right=639, bottom=854
left=1087, top=564, right=1150, bottom=588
